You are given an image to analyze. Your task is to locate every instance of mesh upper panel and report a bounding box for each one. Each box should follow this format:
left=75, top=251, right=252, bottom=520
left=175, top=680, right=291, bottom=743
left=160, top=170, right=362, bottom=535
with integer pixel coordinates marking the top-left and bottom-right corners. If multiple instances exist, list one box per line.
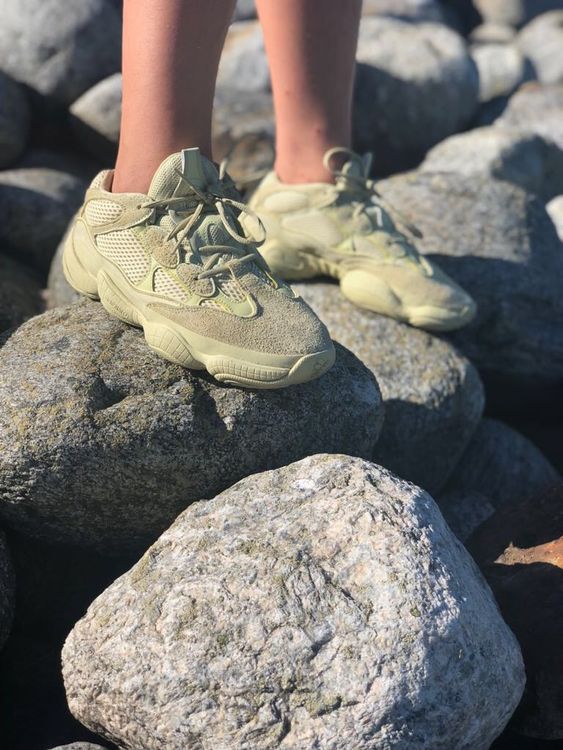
left=96, top=230, right=150, bottom=284
left=219, top=278, right=247, bottom=302
left=84, top=199, right=123, bottom=226
left=153, top=268, right=186, bottom=301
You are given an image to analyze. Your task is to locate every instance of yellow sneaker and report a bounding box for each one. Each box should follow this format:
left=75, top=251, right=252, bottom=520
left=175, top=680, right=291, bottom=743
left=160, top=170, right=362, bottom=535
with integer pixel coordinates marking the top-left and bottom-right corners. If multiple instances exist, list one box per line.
left=245, top=148, right=476, bottom=332
left=63, top=147, right=335, bottom=389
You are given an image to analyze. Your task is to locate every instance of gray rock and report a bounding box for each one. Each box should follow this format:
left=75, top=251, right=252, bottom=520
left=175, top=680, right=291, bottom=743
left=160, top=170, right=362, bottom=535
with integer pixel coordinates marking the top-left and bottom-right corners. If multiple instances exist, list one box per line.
left=0, top=167, right=87, bottom=272
left=443, top=418, right=560, bottom=509
left=0, top=0, right=121, bottom=105
left=0, top=301, right=382, bottom=550
left=377, top=171, right=563, bottom=388
left=16, top=148, right=100, bottom=183
left=47, top=745, right=108, bottom=750
left=62, top=453, right=525, bottom=750
left=470, top=43, right=530, bottom=102
left=518, top=11, right=563, bottom=85
left=361, top=0, right=446, bottom=22
left=217, top=21, right=269, bottom=93
left=474, top=0, right=563, bottom=28
left=0, top=72, right=30, bottom=169
left=470, top=22, right=516, bottom=43
left=438, top=490, right=495, bottom=542
left=420, top=125, right=563, bottom=199
left=0, top=529, right=13, bottom=651
left=497, top=82, right=563, bottom=148
left=354, top=17, right=479, bottom=173
left=47, top=227, right=81, bottom=309
left=233, top=0, right=256, bottom=21
left=70, top=73, right=122, bottom=164
left=546, top=194, right=563, bottom=240
left=0, top=254, right=43, bottom=334
left=294, top=281, right=484, bottom=495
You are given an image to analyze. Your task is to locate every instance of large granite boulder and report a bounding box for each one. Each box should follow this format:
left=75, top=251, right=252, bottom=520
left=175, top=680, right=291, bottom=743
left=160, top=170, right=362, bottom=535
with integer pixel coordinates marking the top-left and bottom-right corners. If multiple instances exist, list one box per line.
left=294, top=281, right=484, bottom=494
left=0, top=72, right=30, bottom=169
left=0, top=529, right=13, bottom=652
left=62, top=454, right=525, bottom=750
left=420, top=126, right=563, bottom=200
left=48, top=745, right=108, bottom=750
left=354, top=17, right=479, bottom=173
left=0, top=254, right=43, bottom=334
left=377, top=171, right=563, bottom=401
left=517, top=11, right=563, bottom=84
left=0, top=0, right=121, bottom=105
left=0, top=167, right=87, bottom=272
left=443, top=418, right=560, bottom=509
left=474, top=0, right=563, bottom=28
left=469, top=483, right=563, bottom=740
left=0, top=302, right=382, bottom=550
left=69, top=73, right=122, bottom=164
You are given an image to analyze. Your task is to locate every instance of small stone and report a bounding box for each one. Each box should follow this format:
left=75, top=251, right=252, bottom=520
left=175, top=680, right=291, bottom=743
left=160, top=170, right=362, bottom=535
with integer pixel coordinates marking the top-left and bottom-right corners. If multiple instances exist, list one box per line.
left=233, top=0, right=256, bottom=21
left=470, top=22, right=516, bottom=43
left=62, top=454, right=525, bottom=750
left=0, top=302, right=382, bottom=550
left=0, top=167, right=87, bottom=273
left=517, top=11, right=563, bottom=85
left=0, top=529, right=13, bottom=652
left=443, top=418, right=560, bottom=509
left=354, top=17, right=479, bottom=173
left=474, top=0, right=563, bottom=28
left=469, top=483, right=563, bottom=739
left=70, top=73, right=122, bottom=164
left=546, top=194, right=563, bottom=241
left=0, top=0, right=121, bottom=105
left=0, top=254, right=43, bottom=334
left=420, top=125, right=563, bottom=199
left=496, top=82, right=563, bottom=148
left=0, top=72, right=30, bottom=169
left=470, top=43, right=530, bottom=102
left=294, top=280, right=484, bottom=494
left=377, top=171, right=563, bottom=390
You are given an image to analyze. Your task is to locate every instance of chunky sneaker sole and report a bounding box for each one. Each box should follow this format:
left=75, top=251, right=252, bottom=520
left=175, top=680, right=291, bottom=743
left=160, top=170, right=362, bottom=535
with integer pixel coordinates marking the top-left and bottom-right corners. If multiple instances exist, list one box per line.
left=63, top=225, right=335, bottom=389
left=259, top=241, right=475, bottom=332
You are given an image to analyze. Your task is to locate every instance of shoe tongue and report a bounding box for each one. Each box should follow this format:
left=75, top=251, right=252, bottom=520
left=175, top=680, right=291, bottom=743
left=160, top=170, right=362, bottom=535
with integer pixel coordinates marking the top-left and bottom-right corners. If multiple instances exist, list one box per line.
left=341, top=152, right=372, bottom=181
left=148, top=147, right=220, bottom=200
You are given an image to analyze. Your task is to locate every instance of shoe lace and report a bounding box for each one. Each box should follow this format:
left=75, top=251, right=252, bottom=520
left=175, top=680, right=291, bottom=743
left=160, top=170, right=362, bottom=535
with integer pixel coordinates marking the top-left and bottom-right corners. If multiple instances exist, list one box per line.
left=324, top=147, right=423, bottom=241
left=140, top=162, right=267, bottom=280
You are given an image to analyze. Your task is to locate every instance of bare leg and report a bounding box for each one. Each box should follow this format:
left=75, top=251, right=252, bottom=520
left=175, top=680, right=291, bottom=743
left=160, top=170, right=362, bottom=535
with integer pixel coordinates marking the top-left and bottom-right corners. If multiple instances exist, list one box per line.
left=256, top=0, right=362, bottom=184
left=113, top=0, right=236, bottom=194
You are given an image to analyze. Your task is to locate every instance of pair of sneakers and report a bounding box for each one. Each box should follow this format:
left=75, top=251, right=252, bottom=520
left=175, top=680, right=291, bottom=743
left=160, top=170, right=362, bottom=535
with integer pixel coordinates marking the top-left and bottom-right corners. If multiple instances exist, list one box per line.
left=63, top=147, right=475, bottom=389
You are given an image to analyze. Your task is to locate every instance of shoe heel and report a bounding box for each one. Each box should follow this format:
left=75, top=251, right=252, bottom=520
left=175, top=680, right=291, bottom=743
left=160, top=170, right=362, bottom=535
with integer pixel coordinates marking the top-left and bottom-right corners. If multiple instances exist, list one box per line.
left=97, top=271, right=143, bottom=328
left=62, top=220, right=101, bottom=300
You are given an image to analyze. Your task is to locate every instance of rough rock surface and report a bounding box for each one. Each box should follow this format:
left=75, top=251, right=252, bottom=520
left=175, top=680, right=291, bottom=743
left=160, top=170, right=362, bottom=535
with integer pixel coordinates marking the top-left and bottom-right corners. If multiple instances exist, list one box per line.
left=0, top=254, right=43, bottom=334
left=443, top=418, right=560, bottom=509
left=354, top=17, right=479, bottom=173
left=218, top=21, right=269, bottom=93
left=517, top=11, right=563, bottom=84
left=420, top=126, right=563, bottom=199
left=62, top=454, right=525, bottom=750
left=0, top=167, right=87, bottom=272
left=438, top=490, right=495, bottom=543
left=47, top=745, right=108, bottom=750
left=47, top=229, right=81, bottom=308
left=0, top=0, right=121, bottom=105
left=0, top=72, right=30, bottom=168
left=470, top=43, right=530, bottom=102
left=377, top=171, right=563, bottom=387
left=497, top=82, right=563, bottom=148
left=474, top=0, right=563, bottom=28
left=361, top=0, right=446, bottom=22
left=0, top=302, right=382, bottom=549
left=469, top=483, right=563, bottom=739
left=0, top=529, right=13, bottom=651
left=294, top=281, right=484, bottom=494
left=70, top=73, right=121, bottom=164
